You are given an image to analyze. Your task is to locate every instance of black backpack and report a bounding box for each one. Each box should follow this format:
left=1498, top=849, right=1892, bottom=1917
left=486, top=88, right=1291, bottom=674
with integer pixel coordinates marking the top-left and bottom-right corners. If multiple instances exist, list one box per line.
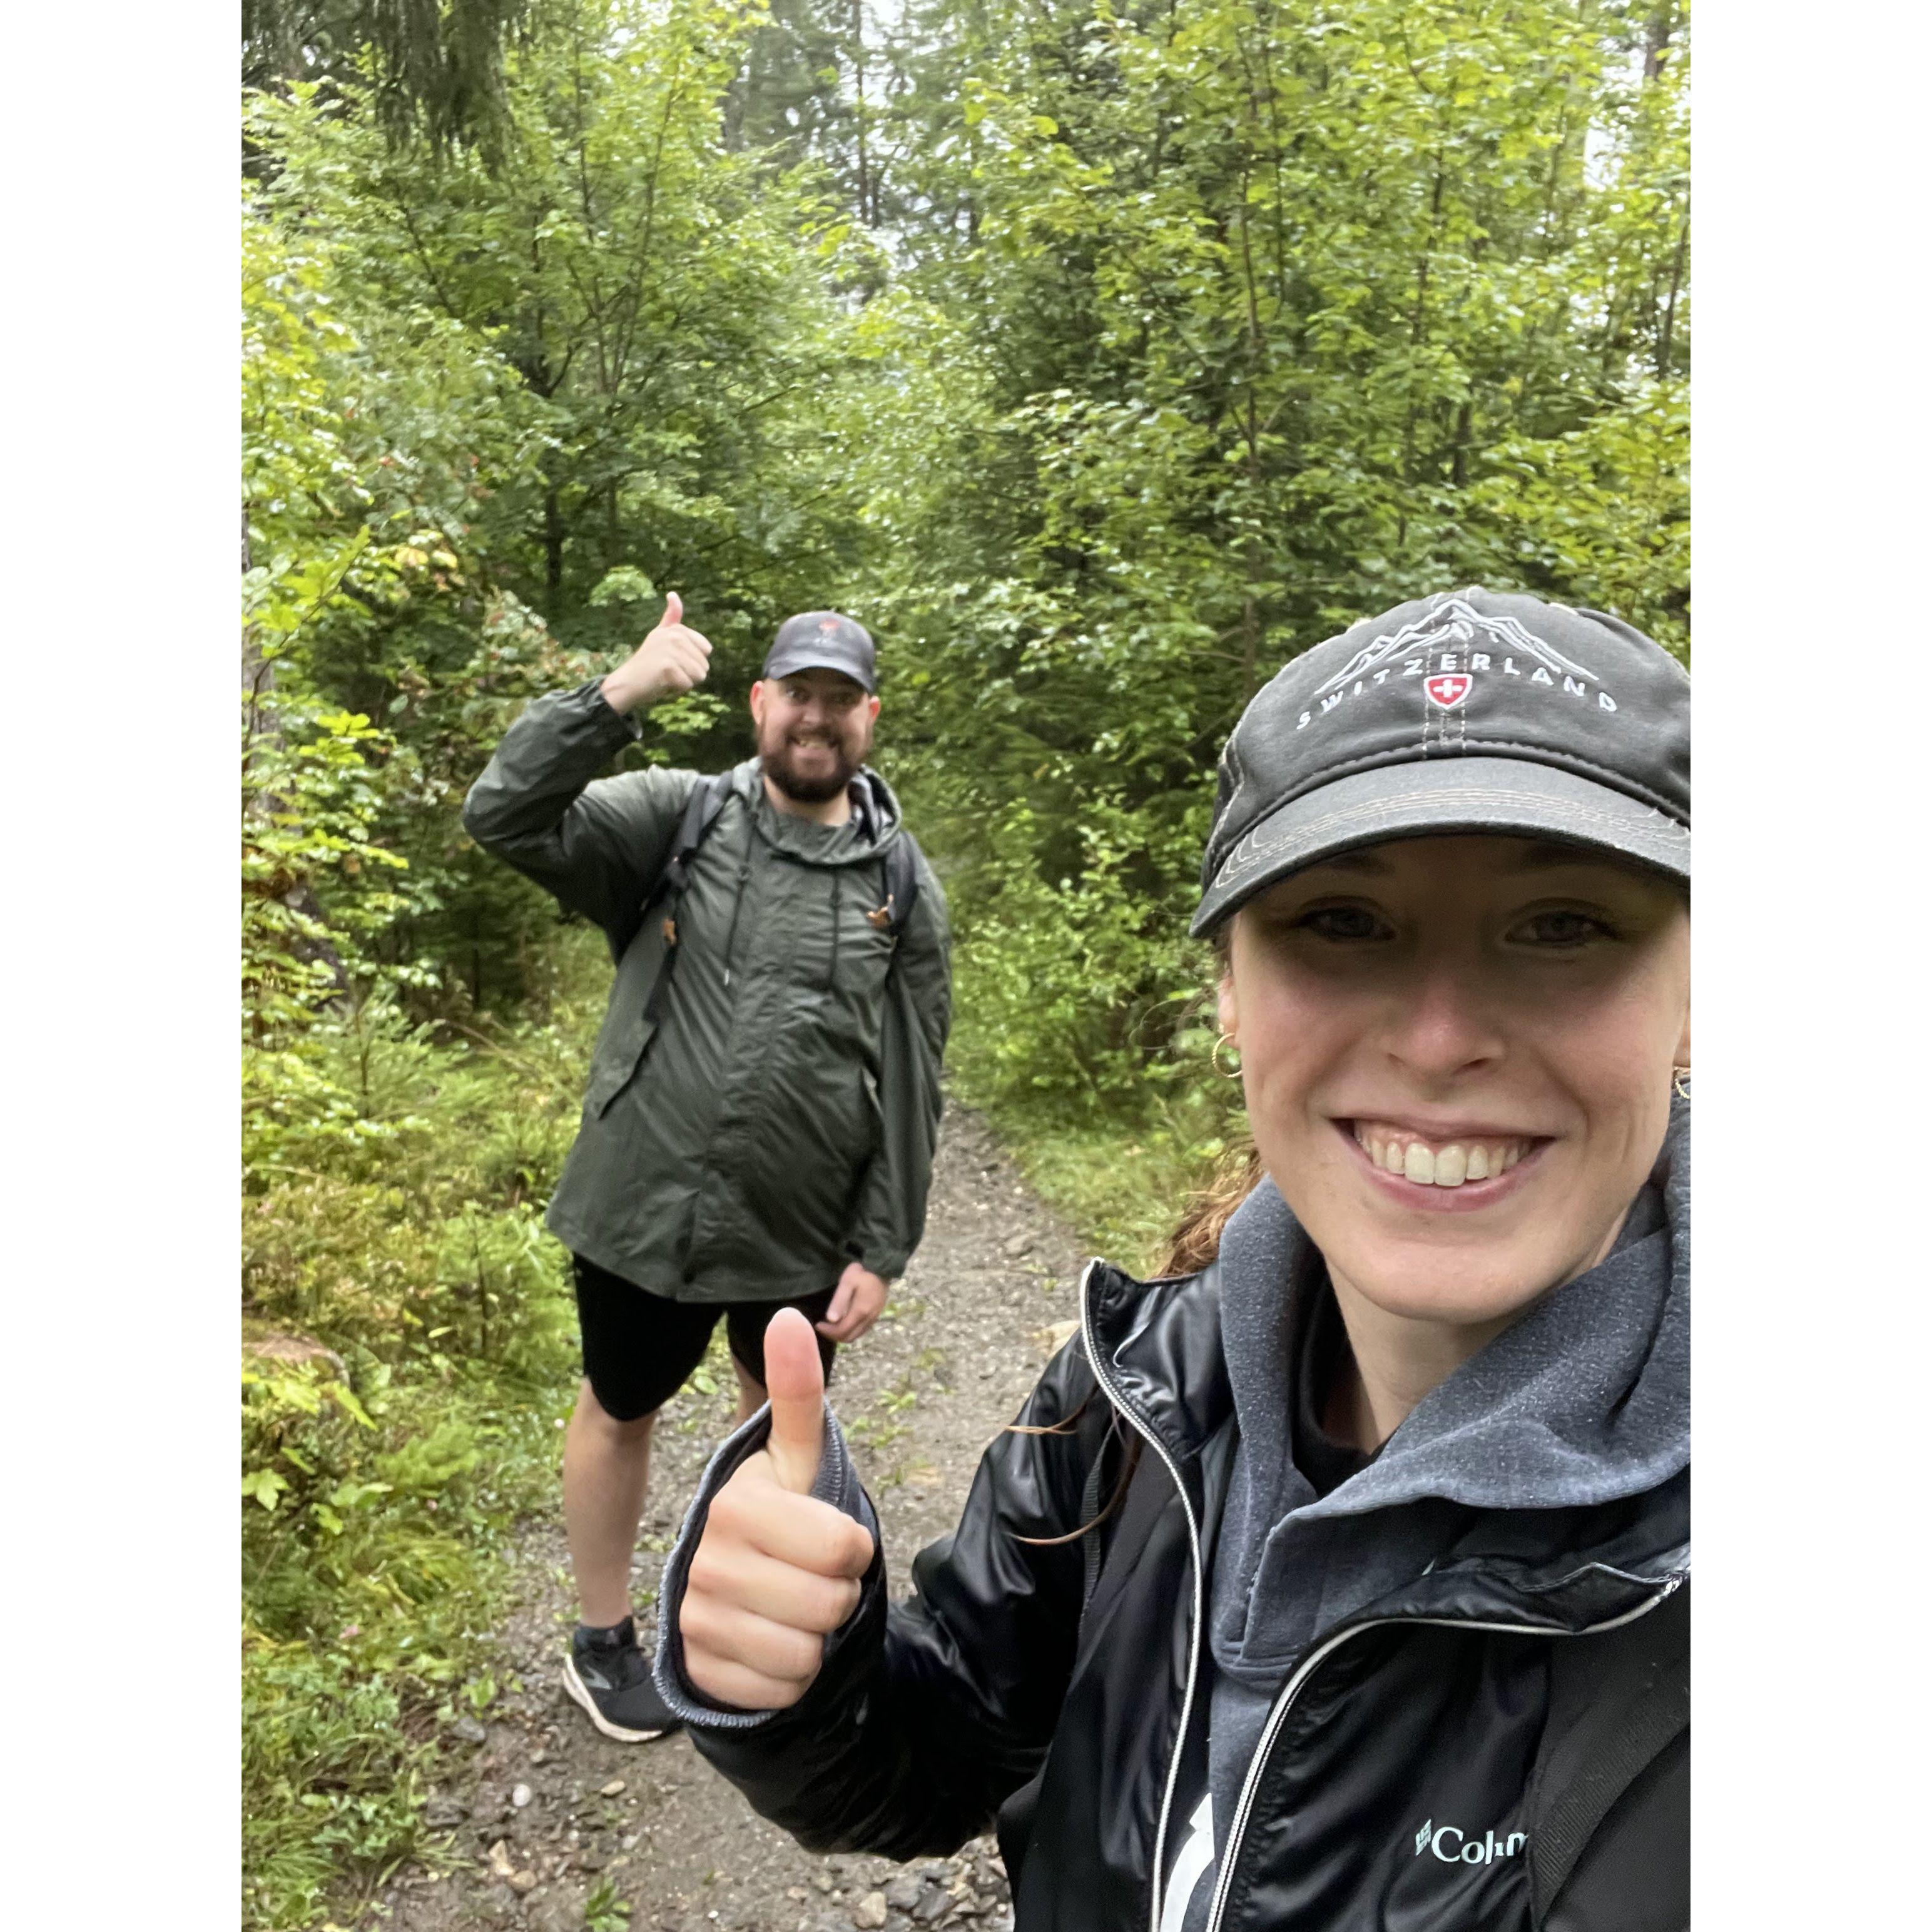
left=625, top=773, right=922, bottom=1020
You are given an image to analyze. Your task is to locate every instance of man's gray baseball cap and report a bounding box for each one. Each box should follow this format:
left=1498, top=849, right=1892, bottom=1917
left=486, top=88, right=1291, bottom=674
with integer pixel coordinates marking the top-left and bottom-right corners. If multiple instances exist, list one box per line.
left=763, top=611, right=877, bottom=693
left=1192, top=587, right=1689, bottom=937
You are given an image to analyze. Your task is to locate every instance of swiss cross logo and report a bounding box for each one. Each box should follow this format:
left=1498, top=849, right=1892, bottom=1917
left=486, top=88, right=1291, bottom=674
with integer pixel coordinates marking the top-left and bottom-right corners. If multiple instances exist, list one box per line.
left=1425, top=672, right=1473, bottom=708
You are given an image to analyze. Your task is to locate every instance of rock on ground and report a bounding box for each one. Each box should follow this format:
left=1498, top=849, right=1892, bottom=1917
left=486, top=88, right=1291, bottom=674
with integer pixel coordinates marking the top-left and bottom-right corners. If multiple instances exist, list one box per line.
left=362, top=1108, right=1082, bottom=1932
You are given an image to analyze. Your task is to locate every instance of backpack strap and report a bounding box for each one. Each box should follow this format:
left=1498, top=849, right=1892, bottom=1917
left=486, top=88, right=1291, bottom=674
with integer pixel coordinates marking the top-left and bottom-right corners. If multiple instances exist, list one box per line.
left=883, top=834, right=920, bottom=938
left=1527, top=1582, right=1690, bottom=1925
left=639, top=773, right=732, bottom=1022
left=860, top=831, right=922, bottom=945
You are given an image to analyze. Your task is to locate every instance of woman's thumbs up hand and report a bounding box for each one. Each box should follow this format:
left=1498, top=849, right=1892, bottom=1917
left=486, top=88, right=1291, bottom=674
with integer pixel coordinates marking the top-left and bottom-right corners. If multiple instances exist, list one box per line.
left=679, top=1309, right=877, bottom=1712
left=599, top=588, right=713, bottom=714
left=761, top=1305, right=833, bottom=1494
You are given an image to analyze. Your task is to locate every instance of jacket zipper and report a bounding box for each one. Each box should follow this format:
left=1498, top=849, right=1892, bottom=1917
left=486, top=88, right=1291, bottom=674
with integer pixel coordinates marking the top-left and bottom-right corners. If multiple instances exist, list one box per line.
left=1078, top=1263, right=1207, bottom=1932
left=1199, top=1579, right=1684, bottom=1932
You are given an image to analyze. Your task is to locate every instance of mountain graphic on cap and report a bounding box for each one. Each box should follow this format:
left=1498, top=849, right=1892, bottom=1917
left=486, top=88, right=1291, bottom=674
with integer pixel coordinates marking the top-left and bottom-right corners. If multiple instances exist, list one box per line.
left=1311, top=596, right=1597, bottom=694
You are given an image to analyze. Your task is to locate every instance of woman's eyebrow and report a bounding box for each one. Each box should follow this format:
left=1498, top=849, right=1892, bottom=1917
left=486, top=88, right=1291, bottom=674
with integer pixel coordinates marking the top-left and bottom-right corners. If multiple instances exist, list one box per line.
left=1507, top=840, right=1624, bottom=873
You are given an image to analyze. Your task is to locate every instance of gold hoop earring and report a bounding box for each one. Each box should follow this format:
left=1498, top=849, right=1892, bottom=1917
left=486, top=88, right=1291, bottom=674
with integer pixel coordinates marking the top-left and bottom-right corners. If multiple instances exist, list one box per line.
left=1213, top=1032, right=1243, bottom=1079
left=1671, top=1065, right=1691, bottom=1101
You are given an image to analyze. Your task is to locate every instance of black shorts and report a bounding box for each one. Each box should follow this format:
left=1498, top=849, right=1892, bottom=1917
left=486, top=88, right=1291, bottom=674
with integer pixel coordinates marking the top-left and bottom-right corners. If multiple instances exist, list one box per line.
left=571, top=1254, right=839, bottom=1423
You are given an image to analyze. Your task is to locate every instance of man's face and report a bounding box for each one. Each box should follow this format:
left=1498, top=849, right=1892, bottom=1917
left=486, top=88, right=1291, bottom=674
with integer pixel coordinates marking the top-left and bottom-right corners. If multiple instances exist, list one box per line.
left=1219, top=835, right=1690, bottom=1330
left=750, top=668, right=879, bottom=803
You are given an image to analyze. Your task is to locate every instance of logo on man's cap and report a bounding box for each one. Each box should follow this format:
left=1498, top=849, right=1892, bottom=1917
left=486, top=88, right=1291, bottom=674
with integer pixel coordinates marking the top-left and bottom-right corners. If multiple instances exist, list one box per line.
left=1424, top=672, right=1473, bottom=708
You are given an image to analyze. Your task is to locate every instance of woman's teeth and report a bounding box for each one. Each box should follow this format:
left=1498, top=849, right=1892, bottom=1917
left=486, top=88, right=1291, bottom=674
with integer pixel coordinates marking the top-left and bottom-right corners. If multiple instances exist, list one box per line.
left=1351, top=1124, right=1531, bottom=1187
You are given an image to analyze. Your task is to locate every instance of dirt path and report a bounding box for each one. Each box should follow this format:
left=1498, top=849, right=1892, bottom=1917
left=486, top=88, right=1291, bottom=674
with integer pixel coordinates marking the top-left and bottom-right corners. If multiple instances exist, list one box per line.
left=362, top=1109, right=1087, bottom=1932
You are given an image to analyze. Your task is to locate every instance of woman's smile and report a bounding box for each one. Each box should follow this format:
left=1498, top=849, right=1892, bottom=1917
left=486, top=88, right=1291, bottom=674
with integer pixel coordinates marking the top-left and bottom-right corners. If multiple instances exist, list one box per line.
left=1336, top=1117, right=1552, bottom=1212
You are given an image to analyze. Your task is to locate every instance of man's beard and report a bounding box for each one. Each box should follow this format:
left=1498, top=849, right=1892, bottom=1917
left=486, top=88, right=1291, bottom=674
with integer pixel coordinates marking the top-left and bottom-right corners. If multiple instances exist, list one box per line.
left=759, top=722, right=870, bottom=804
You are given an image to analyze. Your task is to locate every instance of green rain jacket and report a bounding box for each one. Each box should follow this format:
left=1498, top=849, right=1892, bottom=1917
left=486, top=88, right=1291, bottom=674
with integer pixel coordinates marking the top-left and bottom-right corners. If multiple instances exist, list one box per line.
left=463, top=680, right=952, bottom=1303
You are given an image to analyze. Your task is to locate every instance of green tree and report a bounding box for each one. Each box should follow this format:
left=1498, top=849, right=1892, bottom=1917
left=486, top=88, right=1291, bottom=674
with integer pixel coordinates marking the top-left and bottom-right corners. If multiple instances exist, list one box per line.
left=247, top=0, right=877, bottom=1013
left=836, top=0, right=1689, bottom=1121
left=243, top=0, right=534, bottom=158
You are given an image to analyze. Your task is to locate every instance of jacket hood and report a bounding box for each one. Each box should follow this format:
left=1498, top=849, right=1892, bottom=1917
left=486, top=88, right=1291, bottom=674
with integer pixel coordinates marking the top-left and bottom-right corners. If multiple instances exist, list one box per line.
left=1223, top=1096, right=1689, bottom=1533
left=1082, top=1096, right=1690, bottom=1639
left=732, top=757, right=907, bottom=867
left=1208, top=1097, right=1686, bottom=1681
left=1088, top=1102, right=1686, bottom=1483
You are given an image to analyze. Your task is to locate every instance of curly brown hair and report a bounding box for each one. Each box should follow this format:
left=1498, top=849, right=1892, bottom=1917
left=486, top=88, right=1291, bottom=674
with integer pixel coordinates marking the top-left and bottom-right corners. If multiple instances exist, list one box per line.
left=1156, top=925, right=1261, bottom=1274
left=1157, top=1137, right=1264, bottom=1276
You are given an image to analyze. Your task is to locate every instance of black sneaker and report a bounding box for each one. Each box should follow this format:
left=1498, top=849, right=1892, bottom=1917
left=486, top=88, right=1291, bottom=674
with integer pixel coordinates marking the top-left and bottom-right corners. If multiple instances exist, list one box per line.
left=562, top=1617, right=683, bottom=1744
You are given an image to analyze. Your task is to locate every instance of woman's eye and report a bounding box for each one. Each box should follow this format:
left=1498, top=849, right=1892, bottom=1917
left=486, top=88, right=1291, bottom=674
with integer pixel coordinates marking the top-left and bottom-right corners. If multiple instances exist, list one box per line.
left=1296, top=905, right=1388, bottom=942
left=1513, top=909, right=1615, bottom=947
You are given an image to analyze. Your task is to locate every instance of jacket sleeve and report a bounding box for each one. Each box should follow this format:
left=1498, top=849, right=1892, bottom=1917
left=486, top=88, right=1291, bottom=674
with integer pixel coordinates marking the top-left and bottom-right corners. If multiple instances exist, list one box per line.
left=847, top=855, right=952, bottom=1279
left=460, top=681, right=695, bottom=945
left=663, top=1336, right=1111, bottom=1858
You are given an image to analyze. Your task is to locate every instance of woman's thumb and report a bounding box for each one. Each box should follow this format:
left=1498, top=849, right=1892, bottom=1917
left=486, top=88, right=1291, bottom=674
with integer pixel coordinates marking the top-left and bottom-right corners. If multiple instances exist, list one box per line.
left=660, top=590, right=683, bottom=630
left=761, top=1308, right=826, bottom=1496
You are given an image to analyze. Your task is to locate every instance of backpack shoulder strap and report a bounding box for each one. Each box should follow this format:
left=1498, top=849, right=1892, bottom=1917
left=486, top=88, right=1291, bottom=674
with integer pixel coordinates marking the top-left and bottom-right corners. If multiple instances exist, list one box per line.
left=1076, top=1427, right=1166, bottom=1622
left=881, top=831, right=921, bottom=940
left=636, top=773, right=733, bottom=1020
left=646, top=773, right=732, bottom=918
left=1527, top=1582, right=1690, bottom=1925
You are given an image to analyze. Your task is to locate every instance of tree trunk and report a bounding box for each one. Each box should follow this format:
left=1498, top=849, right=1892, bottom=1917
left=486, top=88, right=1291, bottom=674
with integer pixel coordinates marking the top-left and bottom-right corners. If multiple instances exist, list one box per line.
left=544, top=482, right=566, bottom=616
left=1644, top=7, right=1677, bottom=84
left=1656, top=211, right=1689, bottom=379
left=243, top=501, right=276, bottom=764
left=852, top=0, right=872, bottom=226
left=1396, top=163, right=1447, bottom=554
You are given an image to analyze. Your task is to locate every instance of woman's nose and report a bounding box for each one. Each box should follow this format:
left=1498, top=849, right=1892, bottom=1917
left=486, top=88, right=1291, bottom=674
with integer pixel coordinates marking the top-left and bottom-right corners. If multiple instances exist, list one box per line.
left=1382, top=959, right=1507, bottom=1084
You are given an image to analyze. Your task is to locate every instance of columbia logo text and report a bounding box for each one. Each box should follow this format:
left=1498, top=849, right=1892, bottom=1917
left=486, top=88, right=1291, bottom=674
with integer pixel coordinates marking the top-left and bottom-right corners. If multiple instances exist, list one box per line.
left=1411, top=1820, right=1527, bottom=1866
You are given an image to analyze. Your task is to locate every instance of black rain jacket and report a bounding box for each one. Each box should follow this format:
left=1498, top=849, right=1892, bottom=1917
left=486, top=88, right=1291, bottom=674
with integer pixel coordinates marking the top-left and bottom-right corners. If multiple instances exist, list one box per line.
left=678, top=1257, right=1689, bottom=1932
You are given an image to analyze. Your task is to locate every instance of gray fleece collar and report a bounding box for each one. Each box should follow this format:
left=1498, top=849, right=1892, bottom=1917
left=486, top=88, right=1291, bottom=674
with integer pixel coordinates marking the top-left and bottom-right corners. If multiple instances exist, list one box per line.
left=1211, top=1099, right=1688, bottom=1677
left=1221, top=1102, right=1687, bottom=1527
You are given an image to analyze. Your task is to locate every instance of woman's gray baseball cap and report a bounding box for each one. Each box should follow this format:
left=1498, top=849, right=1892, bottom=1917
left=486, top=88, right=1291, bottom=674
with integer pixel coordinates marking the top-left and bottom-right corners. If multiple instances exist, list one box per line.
left=1192, top=587, right=1689, bottom=937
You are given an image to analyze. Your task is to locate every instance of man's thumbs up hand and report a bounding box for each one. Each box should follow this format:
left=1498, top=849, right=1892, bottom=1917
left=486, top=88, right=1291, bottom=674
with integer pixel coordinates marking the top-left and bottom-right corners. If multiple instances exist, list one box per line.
left=599, top=587, right=713, bottom=714
left=679, top=1311, right=876, bottom=1712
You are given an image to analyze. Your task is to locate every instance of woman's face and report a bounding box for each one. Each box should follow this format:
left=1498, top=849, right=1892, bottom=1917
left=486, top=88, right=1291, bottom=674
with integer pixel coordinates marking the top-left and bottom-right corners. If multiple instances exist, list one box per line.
left=1220, top=835, right=1689, bottom=1328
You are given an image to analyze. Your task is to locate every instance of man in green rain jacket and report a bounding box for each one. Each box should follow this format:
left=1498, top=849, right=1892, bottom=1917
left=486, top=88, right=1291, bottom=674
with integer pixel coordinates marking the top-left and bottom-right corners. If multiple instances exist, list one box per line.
left=463, top=594, right=950, bottom=1744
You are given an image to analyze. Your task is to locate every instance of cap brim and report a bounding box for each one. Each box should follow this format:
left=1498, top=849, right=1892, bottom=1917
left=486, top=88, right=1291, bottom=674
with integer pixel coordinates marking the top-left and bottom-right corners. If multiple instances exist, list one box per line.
left=1191, top=756, right=1689, bottom=937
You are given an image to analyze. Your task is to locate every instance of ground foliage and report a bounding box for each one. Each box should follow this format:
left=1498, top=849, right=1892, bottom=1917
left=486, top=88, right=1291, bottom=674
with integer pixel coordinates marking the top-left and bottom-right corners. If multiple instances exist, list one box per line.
left=241, top=3, right=1685, bottom=1921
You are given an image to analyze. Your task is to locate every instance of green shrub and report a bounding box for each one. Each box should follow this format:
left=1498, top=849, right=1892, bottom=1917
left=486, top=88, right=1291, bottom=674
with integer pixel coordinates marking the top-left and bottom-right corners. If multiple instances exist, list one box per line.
left=241, top=951, right=600, bottom=1929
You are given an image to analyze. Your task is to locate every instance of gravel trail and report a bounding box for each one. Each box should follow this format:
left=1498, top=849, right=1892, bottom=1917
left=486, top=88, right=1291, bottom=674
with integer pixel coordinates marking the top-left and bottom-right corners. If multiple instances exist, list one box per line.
left=361, top=1109, right=1089, bottom=1932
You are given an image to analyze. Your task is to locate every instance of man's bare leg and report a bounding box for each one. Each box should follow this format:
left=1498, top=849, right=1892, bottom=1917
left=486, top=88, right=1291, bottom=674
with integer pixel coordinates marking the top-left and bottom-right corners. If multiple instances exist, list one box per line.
left=564, top=1358, right=768, bottom=1629
left=562, top=1378, right=658, bottom=1629
left=730, top=1355, right=766, bottom=1426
